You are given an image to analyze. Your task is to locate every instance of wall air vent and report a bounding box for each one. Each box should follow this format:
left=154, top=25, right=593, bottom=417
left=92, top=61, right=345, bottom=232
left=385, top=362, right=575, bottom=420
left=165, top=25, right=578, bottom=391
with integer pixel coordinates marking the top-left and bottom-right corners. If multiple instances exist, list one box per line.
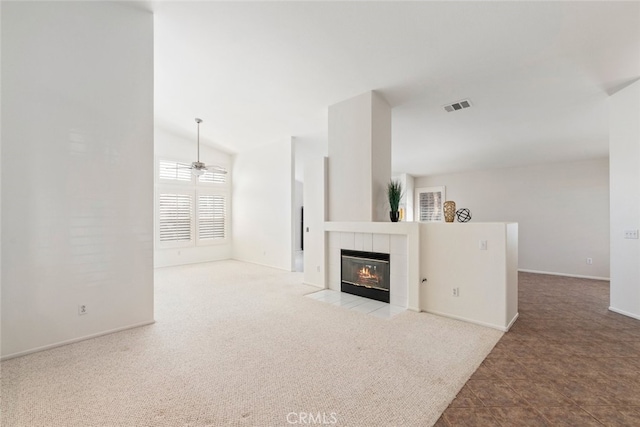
left=443, top=99, right=472, bottom=112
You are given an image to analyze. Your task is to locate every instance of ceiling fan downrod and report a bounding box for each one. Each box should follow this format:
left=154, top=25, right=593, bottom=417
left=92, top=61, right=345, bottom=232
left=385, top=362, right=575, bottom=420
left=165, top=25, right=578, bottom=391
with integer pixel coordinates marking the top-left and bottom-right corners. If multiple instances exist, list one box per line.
left=190, top=117, right=226, bottom=176
left=195, top=117, right=202, bottom=163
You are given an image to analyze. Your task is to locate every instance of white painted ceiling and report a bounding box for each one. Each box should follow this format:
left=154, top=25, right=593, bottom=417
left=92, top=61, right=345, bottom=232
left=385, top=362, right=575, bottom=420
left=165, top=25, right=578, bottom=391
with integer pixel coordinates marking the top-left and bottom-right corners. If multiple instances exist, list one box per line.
left=153, top=1, right=640, bottom=176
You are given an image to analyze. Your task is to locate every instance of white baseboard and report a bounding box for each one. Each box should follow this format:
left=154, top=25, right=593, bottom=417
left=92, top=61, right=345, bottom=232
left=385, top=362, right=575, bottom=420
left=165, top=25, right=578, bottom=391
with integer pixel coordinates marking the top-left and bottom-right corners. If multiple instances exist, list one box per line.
left=421, top=309, right=512, bottom=332
left=519, top=269, right=610, bottom=281
left=608, top=306, right=640, bottom=321
left=1, top=320, right=156, bottom=361
left=506, top=312, right=519, bottom=330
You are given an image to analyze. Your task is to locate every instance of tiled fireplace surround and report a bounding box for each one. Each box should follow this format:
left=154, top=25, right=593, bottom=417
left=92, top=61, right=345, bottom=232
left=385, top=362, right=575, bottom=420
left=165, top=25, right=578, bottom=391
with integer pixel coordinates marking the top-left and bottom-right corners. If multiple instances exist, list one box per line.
left=326, top=222, right=420, bottom=309
left=329, top=232, right=407, bottom=307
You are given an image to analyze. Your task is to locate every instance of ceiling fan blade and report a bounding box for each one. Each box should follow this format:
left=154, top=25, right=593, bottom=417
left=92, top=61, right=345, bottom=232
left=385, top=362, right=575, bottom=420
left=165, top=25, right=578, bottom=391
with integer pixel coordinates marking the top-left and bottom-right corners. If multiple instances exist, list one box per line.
left=204, top=165, right=228, bottom=174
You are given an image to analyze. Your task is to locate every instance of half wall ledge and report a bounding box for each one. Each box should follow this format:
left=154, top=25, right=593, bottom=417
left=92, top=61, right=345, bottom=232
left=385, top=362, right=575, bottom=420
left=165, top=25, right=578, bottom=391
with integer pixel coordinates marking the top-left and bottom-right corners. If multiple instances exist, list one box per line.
left=324, top=221, right=519, bottom=331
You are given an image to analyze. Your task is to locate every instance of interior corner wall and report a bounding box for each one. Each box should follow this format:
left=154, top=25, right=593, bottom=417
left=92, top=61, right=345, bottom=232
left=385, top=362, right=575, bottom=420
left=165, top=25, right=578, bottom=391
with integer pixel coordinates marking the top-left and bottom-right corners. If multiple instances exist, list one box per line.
left=393, top=173, right=415, bottom=222
left=414, top=158, right=610, bottom=279
left=153, top=127, right=233, bottom=267
left=232, top=138, right=294, bottom=271
left=405, top=174, right=415, bottom=222
left=1, top=2, right=154, bottom=358
left=294, top=133, right=328, bottom=182
left=371, top=92, right=392, bottom=221
left=610, top=79, right=640, bottom=319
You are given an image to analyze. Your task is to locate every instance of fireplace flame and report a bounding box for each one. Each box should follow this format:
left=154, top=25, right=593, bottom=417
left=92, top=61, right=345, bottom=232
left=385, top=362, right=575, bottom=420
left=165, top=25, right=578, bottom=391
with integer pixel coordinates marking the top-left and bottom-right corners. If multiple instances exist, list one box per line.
left=358, top=265, right=379, bottom=284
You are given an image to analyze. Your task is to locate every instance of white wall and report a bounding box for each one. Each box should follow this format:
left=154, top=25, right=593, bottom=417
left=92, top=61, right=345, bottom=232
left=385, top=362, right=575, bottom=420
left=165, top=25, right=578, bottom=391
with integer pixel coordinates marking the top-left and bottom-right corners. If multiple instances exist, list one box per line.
left=371, top=93, right=393, bottom=221
left=610, top=79, right=640, bottom=319
left=1, top=2, right=154, bottom=358
left=303, top=157, right=327, bottom=287
left=294, top=134, right=328, bottom=275
left=232, top=138, right=294, bottom=271
left=415, top=159, right=610, bottom=279
left=294, top=133, right=328, bottom=182
left=392, top=173, right=415, bottom=222
left=154, top=127, right=232, bottom=267
left=328, top=91, right=391, bottom=222
left=419, top=222, right=519, bottom=331
left=0, top=0, right=3, bottom=358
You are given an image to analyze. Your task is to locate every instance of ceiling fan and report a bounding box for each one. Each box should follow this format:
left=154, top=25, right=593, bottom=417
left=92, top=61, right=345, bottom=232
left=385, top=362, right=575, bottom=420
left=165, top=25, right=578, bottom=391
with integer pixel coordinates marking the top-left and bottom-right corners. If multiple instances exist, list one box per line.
left=180, top=118, right=227, bottom=176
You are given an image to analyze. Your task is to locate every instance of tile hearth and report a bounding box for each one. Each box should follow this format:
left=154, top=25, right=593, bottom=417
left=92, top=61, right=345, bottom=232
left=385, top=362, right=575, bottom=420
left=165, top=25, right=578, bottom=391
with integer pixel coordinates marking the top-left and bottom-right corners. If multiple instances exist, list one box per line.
left=305, top=289, right=406, bottom=319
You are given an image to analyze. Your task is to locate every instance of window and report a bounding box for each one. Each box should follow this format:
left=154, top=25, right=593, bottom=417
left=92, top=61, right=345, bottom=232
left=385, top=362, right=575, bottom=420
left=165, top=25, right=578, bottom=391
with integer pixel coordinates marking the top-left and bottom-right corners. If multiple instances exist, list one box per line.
left=197, top=193, right=226, bottom=240
left=159, top=160, right=192, bottom=182
left=415, top=186, right=445, bottom=222
left=158, top=193, right=193, bottom=243
left=156, top=158, right=229, bottom=248
left=198, top=168, right=227, bottom=184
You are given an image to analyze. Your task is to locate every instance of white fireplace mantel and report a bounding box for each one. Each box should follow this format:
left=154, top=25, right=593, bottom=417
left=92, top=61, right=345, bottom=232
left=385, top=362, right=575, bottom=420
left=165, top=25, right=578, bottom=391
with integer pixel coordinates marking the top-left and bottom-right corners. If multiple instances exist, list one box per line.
left=325, top=221, right=419, bottom=236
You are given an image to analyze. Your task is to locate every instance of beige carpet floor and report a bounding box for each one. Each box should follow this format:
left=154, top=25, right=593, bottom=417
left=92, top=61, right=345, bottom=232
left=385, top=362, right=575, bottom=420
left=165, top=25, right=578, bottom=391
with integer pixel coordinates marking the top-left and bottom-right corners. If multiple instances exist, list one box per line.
left=1, top=260, right=502, bottom=426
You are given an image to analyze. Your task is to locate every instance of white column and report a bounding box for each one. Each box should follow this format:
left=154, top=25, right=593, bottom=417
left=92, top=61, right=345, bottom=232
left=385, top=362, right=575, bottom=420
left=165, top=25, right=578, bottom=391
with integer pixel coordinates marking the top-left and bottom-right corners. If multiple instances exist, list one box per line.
left=328, top=91, right=391, bottom=222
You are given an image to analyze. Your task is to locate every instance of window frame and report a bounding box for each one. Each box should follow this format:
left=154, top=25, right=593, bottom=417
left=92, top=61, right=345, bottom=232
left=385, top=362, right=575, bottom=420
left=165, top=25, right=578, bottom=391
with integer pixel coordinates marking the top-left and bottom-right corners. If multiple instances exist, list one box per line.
left=157, top=158, right=194, bottom=185
left=415, top=186, right=446, bottom=223
left=155, top=157, right=230, bottom=249
left=197, top=166, right=229, bottom=186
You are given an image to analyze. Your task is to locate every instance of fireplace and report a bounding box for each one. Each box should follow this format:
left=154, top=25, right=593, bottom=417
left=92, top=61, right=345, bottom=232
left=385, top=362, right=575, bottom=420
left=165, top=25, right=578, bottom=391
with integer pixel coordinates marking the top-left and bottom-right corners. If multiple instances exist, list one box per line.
left=341, top=250, right=390, bottom=303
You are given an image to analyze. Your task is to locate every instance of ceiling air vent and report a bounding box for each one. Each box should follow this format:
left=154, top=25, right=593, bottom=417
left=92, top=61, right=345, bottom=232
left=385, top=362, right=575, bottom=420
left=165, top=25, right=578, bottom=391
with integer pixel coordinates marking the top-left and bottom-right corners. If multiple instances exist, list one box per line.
left=443, top=99, right=472, bottom=112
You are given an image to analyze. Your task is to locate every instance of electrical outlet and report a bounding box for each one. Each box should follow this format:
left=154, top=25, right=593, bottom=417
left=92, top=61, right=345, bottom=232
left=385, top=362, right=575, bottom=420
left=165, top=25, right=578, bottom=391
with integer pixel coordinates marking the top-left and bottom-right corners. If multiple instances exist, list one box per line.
left=586, top=258, right=593, bottom=265
left=479, top=240, right=488, bottom=250
left=78, top=304, right=87, bottom=316
left=624, top=230, right=639, bottom=239
left=452, top=287, right=460, bottom=297
left=317, top=265, right=320, bottom=273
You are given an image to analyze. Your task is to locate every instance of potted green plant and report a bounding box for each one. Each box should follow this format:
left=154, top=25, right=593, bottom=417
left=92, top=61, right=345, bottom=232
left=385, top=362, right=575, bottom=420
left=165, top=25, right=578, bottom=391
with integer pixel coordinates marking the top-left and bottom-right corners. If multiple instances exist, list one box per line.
left=387, top=180, right=403, bottom=222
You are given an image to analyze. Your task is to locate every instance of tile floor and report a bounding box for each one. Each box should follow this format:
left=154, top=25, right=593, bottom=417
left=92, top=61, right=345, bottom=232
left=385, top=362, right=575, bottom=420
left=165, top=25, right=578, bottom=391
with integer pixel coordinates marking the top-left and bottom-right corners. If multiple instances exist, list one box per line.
left=305, top=289, right=406, bottom=319
left=436, top=272, right=640, bottom=427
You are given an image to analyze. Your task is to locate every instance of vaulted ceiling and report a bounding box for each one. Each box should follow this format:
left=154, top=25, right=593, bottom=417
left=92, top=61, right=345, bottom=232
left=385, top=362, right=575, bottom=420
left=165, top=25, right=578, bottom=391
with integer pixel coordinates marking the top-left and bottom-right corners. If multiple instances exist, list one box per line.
left=153, top=1, right=640, bottom=176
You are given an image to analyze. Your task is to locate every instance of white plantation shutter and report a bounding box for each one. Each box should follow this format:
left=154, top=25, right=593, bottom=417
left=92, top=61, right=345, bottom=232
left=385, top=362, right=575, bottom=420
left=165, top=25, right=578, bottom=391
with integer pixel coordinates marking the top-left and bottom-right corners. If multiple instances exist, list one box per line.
left=198, top=168, right=227, bottom=184
left=159, top=193, right=192, bottom=242
left=159, top=160, right=192, bottom=182
left=198, top=194, right=226, bottom=240
left=156, top=158, right=229, bottom=249
left=416, top=187, right=445, bottom=222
